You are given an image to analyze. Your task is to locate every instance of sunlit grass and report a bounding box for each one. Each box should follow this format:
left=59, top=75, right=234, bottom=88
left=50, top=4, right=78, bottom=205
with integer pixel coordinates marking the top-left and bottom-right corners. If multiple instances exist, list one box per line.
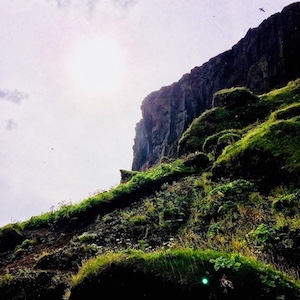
left=0, top=158, right=197, bottom=233
left=65, top=248, right=300, bottom=299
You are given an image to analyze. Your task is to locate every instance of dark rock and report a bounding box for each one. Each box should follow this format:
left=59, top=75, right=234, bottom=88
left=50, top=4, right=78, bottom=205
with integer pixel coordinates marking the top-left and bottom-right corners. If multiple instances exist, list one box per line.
left=182, top=152, right=210, bottom=170
left=120, top=169, right=139, bottom=184
left=132, top=2, right=300, bottom=171
left=0, top=227, right=26, bottom=253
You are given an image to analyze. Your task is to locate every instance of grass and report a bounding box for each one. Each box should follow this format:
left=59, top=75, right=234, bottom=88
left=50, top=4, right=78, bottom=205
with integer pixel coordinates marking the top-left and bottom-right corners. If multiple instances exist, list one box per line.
left=0, top=158, right=197, bottom=234
left=65, top=248, right=300, bottom=299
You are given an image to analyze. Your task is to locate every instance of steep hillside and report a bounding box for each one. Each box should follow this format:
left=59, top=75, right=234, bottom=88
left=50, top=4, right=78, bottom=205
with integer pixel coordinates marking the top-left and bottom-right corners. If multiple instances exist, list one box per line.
left=132, top=2, right=300, bottom=171
left=0, top=79, right=300, bottom=299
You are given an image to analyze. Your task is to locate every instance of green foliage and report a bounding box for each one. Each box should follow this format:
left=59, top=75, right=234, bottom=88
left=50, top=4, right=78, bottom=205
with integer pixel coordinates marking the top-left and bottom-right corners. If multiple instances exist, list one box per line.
left=0, top=273, right=14, bottom=286
left=128, top=214, right=147, bottom=225
left=207, top=221, right=223, bottom=237
left=209, top=179, right=255, bottom=203
left=272, top=189, right=300, bottom=216
left=143, top=181, right=194, bottom=229
left=77, top=232, right=97, bottom=244
left=120, top=169, right=140, bottom=183
left=19, top=238, right=37, bottom=249
left=209, top=253, right=242, bottom=271
left=71, top=252, right=126, bottom=287
left=203, top=179, right=255, bottom=219
left=248, top=223, right=276, bottom=247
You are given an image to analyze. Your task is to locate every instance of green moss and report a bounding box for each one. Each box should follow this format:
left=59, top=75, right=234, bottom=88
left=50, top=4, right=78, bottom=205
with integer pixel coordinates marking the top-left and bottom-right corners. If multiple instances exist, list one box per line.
left=178, top=87, right=268, bottom=156
left=212, top=86, right=258, bottom=109
left=178, top=107, right=242, bottom=155
left=269, top=102, right=300, bottom=122
left=66, top=249, right=300, bottom=300
left=259, top=79, right=300, bottom=110
left=213, top=118, right=300, bottom=190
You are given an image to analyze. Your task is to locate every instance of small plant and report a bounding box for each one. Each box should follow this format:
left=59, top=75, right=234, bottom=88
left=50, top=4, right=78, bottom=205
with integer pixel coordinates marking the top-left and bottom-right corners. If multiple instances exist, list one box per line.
left=0, top=273, right=14, bottom=285
left=19, top=238, right=36, bottom=249
left=144, top=198, right=156, bottom=215
left=77, top=232, right=97, bottom=244
left=207, top=221, right=223, bottom=238
left=248, top=223, right=276, bottom=248
left=138, top=239, right=149, bottom=251
left=272, top=190, right=300, bottom=216
left=129, top=214, right=147, bottom=225
left=209, top=254, right=241, bottom=271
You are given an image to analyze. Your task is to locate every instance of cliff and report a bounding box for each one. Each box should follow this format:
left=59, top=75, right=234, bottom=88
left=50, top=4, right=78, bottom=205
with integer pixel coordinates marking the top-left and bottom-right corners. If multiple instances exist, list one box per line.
left=132, top=2, right=300, bottom=171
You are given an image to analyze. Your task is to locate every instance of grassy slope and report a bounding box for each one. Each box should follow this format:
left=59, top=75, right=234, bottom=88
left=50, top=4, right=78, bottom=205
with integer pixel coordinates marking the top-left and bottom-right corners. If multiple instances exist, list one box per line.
left=0, top=80, right=300, bottom=299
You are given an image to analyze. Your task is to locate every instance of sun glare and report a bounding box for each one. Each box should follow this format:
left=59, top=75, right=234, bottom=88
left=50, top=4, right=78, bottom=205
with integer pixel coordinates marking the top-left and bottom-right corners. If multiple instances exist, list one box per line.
left=67, top=36, right=126, bottom=97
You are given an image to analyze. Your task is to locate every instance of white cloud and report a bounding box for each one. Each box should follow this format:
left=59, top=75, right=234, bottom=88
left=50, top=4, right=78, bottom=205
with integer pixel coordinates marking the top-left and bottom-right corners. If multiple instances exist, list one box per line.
left=6, top=119, right=18, bottom=130
left=0, top=89, right=28, bottom=104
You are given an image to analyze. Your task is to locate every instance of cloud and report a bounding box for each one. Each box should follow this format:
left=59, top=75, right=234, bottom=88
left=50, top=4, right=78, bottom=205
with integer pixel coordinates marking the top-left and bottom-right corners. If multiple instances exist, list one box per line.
left=52, top=0, right=139, bottom=11
left=0, top=89, right=28, bottom=104
left=50, top=0, right=140, bottom=21
left=54, top=0, right=71, bottom=8
left=6, top=119, right=18, bottom=130
left=112, top=0, right=139, bottom=10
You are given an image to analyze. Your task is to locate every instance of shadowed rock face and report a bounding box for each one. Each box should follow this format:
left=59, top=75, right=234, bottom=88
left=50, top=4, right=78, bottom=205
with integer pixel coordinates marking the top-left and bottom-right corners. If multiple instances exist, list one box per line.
left=132, top=2, right=300, bottom=171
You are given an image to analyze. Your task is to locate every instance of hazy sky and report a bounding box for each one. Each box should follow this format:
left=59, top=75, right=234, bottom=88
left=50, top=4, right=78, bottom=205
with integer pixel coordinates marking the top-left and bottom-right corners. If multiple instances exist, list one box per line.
left=0, top=0, right=296, bottom=227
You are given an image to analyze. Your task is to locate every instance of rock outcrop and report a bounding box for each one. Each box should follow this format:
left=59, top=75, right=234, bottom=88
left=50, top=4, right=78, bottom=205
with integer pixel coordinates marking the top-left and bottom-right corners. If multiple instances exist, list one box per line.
left=132, top=2, right=300, bottom=171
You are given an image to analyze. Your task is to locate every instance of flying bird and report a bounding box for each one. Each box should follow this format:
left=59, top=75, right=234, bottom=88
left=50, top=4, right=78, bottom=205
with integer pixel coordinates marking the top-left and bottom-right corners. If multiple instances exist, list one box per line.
left=259, top=7, right=265, bottom=12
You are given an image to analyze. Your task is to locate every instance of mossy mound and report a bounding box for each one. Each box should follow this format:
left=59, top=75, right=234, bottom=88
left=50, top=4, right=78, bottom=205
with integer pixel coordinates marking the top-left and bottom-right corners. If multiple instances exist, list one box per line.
left=212, top=86, right=259, bottom=108
left=212, top=118, right=300, bottom=191
left=0, top=270, right=67, bottom=300
left=269, top=102, right=300, bottom=122
left=66, top=249, right=300, bottom=300
left=259, top=79, right=300, bottom=111
left=177, top=87, right=266, bottom=156
left=202, top=129, right=242, bottom=158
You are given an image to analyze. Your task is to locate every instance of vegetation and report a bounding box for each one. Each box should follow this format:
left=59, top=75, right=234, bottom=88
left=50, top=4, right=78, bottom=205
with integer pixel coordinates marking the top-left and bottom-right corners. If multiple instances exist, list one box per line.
left=0, top=79, right=300, bottom=299
left=66, top=249, right=300, bottom=299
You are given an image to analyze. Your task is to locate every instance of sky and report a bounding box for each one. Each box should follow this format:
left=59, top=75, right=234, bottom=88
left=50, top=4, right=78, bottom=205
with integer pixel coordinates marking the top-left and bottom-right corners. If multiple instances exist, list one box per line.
left=0, top=0, right=297, bottom=227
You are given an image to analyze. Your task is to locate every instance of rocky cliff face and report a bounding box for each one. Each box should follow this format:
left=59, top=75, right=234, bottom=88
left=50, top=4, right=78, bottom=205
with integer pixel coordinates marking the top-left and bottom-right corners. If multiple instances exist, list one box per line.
left=132, top=2, right=300, bottom=171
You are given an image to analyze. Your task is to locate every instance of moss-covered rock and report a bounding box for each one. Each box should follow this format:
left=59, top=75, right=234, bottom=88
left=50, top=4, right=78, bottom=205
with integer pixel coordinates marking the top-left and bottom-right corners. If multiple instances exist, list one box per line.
left=66, top=250, right=300, bottom=300
left=212, top=86, right=259, bottom=109
left=177, top=87, right=266, bottom=156
left=120, top=169, right=140, bottom=183
left=269, top=102, right=300, bottom=122
left=202, top=129, right=242, bottom=158
left=212, top=118, right=300, bottom=191
left=259, top=79, right=300, bottom=111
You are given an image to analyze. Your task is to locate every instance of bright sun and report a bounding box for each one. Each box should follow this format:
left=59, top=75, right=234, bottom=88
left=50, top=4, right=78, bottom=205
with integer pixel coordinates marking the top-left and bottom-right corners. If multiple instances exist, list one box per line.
left=67, top=36, right=126, bottom=97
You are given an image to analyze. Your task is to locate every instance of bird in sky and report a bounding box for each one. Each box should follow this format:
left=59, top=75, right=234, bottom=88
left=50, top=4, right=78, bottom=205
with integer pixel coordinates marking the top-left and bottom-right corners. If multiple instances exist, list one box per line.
left=259, top=7, right=265, bottom=12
